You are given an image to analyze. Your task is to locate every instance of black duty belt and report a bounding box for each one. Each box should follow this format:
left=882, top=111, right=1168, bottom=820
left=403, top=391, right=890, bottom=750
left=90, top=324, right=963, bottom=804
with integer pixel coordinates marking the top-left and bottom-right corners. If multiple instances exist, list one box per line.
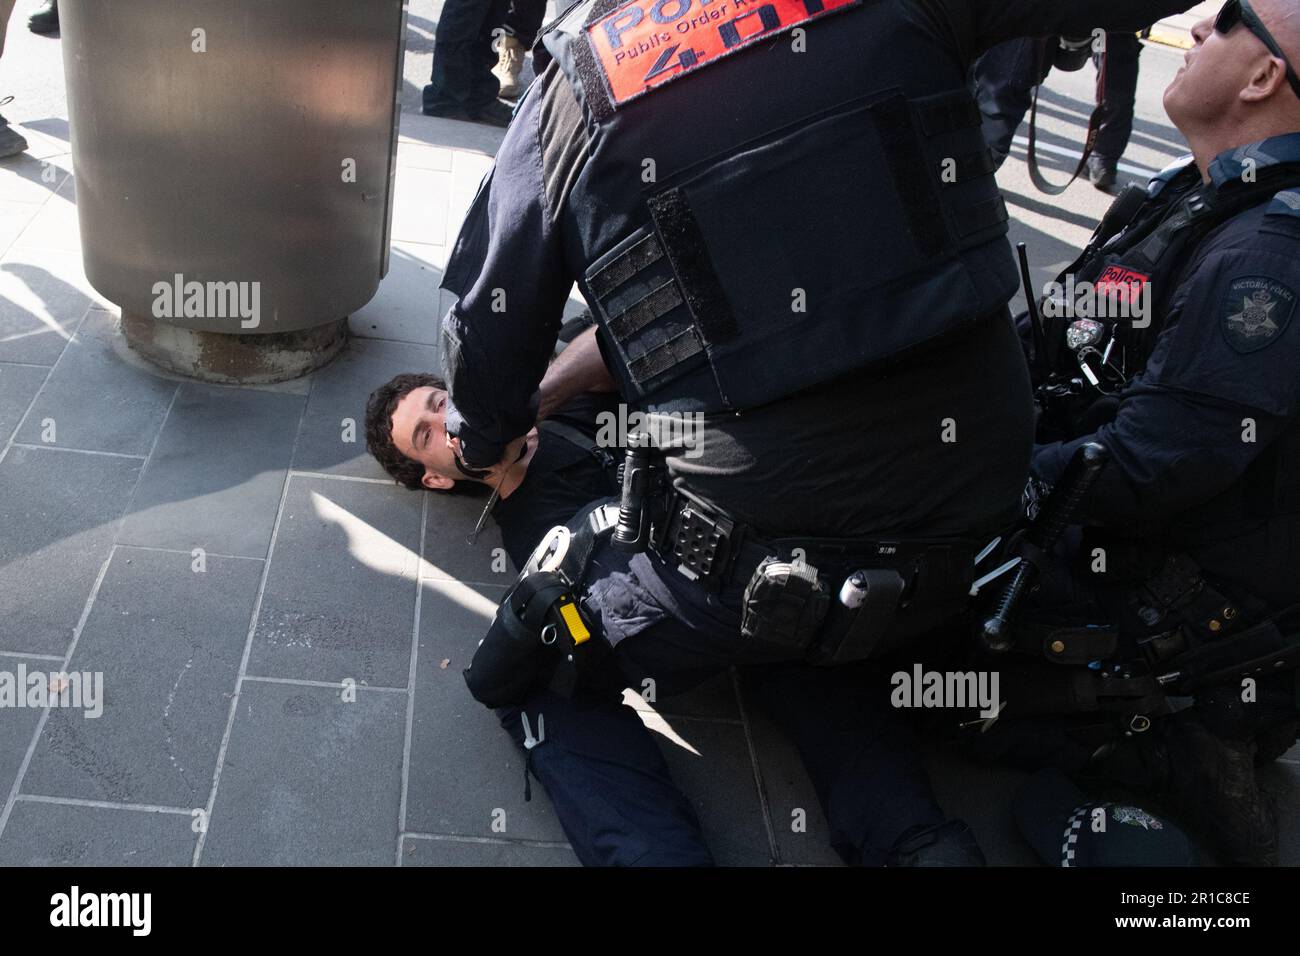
left=653, top=488, right=975, bottom=597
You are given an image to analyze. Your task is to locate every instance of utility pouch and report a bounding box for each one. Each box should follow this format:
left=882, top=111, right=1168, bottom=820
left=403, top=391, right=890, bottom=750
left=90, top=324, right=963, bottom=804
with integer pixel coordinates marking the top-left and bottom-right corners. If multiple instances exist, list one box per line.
left=740, top=557, right=830, bottom=651
left=810, top=569, right=906, bottom=664
left=464, top=570, right=594, bottom=709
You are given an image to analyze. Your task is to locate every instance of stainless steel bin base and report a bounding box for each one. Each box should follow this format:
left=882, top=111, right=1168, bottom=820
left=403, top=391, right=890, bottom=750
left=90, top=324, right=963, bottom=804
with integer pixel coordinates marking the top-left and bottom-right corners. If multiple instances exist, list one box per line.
left=121, top=312, right=348, bottom=385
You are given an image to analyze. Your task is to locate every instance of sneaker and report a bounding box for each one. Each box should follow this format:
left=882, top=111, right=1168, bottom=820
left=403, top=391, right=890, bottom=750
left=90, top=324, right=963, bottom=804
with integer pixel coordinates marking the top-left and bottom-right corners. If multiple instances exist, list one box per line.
left=492, top=35, right=526, bottom=100
left=0, top=103, right=28, bottom=159
left=424, top=98, right=514, bottom=128
left=28, top=0, right=59, bottom=35
left=1087, top=154, right=1118, bottom=190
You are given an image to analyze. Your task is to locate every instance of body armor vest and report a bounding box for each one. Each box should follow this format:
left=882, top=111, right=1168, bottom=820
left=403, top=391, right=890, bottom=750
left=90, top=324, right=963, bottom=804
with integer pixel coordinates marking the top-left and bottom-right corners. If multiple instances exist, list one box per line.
left=540, top=0, right=1018, bottom=414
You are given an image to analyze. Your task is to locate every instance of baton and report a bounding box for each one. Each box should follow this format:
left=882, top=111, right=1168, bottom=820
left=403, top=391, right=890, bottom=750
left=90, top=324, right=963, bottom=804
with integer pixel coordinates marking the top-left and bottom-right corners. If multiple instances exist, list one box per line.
left=980, top=441, right=1109, bottom=653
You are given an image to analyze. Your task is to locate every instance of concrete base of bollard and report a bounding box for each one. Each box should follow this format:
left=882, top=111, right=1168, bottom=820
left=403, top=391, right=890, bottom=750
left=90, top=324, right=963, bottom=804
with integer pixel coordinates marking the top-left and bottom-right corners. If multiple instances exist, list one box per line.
left=120, top=312, right=348, bottom=385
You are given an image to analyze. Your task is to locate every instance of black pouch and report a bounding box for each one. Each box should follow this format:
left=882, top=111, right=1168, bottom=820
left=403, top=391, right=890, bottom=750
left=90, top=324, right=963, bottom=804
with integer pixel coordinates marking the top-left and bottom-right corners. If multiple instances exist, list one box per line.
left=740, top=557, right=830, bottom=651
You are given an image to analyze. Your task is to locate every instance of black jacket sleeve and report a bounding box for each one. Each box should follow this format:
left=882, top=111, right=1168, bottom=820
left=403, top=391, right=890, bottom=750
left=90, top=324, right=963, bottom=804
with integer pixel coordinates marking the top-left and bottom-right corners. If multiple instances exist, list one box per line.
left=918, top=0, right=1198, bottom=60
left=439, top=71, right=577, bottom=469
left=1032, top=243, right=1300, bottom=527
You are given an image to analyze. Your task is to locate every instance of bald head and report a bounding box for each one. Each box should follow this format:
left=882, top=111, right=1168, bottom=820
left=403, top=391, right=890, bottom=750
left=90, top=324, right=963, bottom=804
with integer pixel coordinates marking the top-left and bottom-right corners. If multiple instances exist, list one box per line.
left=1165, top=0, right=1300, bottom=177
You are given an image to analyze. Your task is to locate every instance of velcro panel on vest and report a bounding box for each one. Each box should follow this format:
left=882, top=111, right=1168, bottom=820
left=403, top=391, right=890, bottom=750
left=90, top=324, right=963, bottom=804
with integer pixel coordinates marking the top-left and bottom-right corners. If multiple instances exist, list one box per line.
left=583, top=226, right=721, bottom=406
left=645, top=187, right=740, bottom=345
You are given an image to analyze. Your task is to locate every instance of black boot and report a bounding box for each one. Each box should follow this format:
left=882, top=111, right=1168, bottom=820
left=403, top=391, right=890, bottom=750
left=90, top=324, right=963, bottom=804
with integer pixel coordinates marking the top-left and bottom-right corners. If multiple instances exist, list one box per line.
left=28, top=0, right=59, bottom=35
left=886, top=819, right=987, bottom=866
left=1087, top=710, right=1277, bottom=866
left=0, top=100, right=28, bottom=159
left=1087, top=154, right=1117, bottom=190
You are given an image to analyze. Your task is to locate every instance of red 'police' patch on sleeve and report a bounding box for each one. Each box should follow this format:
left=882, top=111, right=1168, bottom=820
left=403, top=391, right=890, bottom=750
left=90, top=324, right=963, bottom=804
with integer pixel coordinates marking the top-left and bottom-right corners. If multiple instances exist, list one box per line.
left=586, top=0, right=860, bottom=107
left=1094, top=265, right=1149, bottom=306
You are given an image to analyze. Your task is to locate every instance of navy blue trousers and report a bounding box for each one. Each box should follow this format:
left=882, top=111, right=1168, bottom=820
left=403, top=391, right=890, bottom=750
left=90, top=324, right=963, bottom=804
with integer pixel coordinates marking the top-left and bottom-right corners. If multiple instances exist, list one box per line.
left=497, top=543, right=948, bottom=866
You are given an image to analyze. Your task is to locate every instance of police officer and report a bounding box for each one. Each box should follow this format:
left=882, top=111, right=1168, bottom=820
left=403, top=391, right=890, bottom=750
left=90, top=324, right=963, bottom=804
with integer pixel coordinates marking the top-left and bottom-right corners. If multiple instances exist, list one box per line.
left=997, top=0, right=1300, bottom=866
left=439, top=0, right=1195, bottom=865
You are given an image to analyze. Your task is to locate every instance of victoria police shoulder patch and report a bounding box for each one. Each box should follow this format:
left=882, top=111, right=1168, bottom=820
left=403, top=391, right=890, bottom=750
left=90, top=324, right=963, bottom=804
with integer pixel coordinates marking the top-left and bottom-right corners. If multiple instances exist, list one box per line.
left=1221, top=275, right=1297, bottom=354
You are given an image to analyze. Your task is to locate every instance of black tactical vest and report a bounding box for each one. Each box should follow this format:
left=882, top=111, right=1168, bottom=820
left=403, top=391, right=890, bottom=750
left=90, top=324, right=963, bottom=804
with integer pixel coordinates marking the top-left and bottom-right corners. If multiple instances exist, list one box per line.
left=540, top=0, right=1018, bottom=414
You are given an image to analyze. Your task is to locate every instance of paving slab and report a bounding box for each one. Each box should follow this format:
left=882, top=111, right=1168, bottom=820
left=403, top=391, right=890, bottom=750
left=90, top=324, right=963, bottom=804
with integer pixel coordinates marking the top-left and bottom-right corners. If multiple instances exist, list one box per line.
left=200, top=680, right=406, bottom=866
left=0, top=247, right=97, bottom=366
left=9, top=173, right=80, bottom=253
left=0, top=445, right=142, bottom=656
left=118, top=383, right=305, bottom=558
left=291, top=336, right=439, bottom=479
left=0, top=684, right=43, bottom=805
left=406, top=576, right=572, bottom=842
left=401, top=835, right=578, bottom=866
left=348, top=241, right=446, bottom=346
left=420, top=489, right=510, bottom=587
left=21, top=547, right=261, bottom=807
left=0, top=361, right=47, bottom=440
left=740, top=707, right=843, bottom=866
left=0, top=199, right=44, bottom=256
left=654, top=716, right=771, bottom=866
left=247, top=476, right=422, bottom=688
left=0, top=149, right=69, bottom=205
left=0, top=801, right=197, bottom=866
left=390, top=166, right=451, bottom=247
left=14, top=309, right=176, bottom=455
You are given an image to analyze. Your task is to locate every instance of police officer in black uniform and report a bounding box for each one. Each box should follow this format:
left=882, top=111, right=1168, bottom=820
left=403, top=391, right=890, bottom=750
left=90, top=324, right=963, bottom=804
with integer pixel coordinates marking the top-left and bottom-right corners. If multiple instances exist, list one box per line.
left=438, top=0, right=1194, bottom=865
left=981, top=0, right=1300, bottom=866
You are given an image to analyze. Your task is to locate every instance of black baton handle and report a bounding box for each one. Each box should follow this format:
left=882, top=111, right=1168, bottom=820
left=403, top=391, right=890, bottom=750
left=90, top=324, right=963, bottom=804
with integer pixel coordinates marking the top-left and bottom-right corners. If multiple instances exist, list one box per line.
left=981, top=442, right=1110, bottom=653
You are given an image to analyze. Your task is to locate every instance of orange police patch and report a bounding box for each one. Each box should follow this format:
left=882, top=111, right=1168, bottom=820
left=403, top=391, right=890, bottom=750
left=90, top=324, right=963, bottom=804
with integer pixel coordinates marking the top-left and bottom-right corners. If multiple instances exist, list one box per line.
left=586, top=0, right=860, bottom=107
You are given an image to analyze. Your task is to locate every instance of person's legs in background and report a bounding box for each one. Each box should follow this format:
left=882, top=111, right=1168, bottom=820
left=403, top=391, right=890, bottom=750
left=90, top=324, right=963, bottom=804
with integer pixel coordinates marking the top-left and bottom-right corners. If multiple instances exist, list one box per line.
left=27, top=0, right=56, bottom=35
left=493, top=0, right=547, bottom=100
left=973, top=36, right=1052, bottom=170
left=1088, top=31, right=1144, bottom=189
left=0, top=0, right=29, bottom=159
left=423, top=0, right=514, bottom=126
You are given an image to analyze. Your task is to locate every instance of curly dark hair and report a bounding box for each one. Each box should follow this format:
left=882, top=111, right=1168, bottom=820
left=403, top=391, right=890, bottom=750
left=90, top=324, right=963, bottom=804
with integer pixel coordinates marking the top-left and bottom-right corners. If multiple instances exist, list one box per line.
left=365, top=372, right=445, bottom=491
left=365, top=372, right=488, bottom=499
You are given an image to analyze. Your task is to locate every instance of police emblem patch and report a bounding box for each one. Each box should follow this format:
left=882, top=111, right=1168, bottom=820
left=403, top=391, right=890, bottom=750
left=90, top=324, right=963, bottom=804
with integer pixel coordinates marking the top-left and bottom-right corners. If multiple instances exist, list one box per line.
left=1222, top=276, right=1296, bottom=353
left=1110, top=805, right=1163, bottom=831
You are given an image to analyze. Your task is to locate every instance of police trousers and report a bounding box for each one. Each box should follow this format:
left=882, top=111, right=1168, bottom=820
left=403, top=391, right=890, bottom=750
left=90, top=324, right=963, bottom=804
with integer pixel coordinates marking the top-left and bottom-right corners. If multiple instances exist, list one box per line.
left=496, top=541, right=948, bottom=866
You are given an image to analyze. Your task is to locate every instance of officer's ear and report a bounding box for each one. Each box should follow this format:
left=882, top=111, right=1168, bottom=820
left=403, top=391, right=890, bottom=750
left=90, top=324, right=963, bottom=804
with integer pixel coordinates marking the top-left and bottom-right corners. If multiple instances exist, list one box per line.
left=1242, top=54, right=1289, bottom=103
left=423, top=470, right=456, bottom=492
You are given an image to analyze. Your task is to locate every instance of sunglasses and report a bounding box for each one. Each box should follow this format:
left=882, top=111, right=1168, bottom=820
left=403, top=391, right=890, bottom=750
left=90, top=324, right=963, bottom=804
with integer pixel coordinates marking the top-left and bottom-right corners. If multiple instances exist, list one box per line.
left=1215, top=0, right=1300, bottom=98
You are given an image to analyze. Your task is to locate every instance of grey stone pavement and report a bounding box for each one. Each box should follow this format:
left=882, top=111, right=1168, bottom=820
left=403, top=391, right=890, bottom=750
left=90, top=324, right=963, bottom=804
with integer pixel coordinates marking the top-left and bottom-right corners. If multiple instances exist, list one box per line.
left=0, top=0, right=1295, bottom=867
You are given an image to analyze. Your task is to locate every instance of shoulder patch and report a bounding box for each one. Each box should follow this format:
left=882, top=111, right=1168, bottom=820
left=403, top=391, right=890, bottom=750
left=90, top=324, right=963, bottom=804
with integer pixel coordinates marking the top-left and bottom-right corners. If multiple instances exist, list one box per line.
left=1267, top=189, right=1300, bottom=219
left=1222, top=276, right=1297, bottom=353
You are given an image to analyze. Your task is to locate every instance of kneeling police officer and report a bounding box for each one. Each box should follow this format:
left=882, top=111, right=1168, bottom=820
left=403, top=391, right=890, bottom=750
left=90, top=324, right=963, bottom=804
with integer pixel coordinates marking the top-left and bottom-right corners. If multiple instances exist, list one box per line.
left=439, top=0, right=1195, bottom=865
left=975, top=0, right=1300, bottom=866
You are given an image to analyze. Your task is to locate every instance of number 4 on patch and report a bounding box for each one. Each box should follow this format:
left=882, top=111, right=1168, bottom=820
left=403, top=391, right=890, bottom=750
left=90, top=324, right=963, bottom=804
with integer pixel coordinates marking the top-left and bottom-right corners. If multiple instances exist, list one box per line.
left=644, top=44, right=700, bottom=82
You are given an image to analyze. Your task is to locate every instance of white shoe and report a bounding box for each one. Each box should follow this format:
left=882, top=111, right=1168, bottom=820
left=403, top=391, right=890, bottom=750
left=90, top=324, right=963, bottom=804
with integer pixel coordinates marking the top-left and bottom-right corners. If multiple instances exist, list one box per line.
left=493, top=35, right=526, bottom=100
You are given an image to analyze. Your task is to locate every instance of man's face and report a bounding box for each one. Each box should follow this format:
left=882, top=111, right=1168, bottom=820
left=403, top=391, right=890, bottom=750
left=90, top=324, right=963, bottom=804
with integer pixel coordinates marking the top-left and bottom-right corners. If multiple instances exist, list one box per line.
left=1166, top=1, right=1293, bottom=127
left=389, top=385, right=459, bottom=491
